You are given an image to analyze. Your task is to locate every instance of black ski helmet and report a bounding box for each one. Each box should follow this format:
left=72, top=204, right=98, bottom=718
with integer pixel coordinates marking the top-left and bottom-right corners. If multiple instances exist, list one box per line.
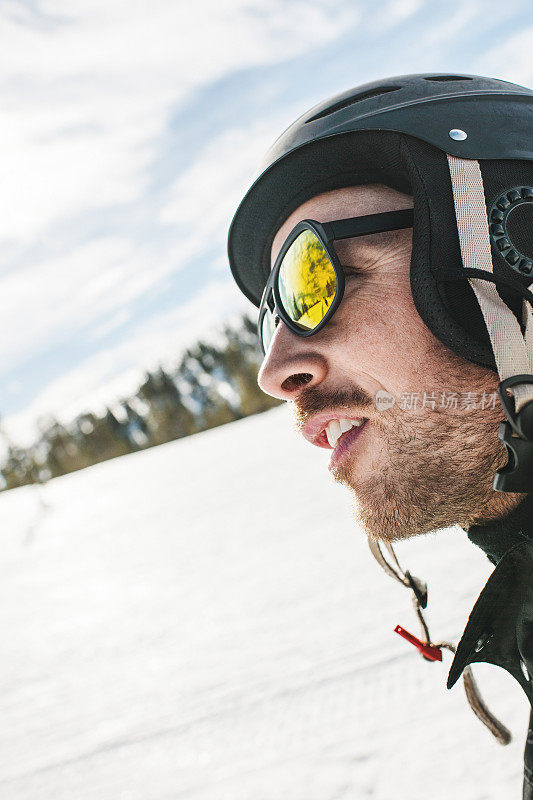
left=227, top=73, right=533, bottom=373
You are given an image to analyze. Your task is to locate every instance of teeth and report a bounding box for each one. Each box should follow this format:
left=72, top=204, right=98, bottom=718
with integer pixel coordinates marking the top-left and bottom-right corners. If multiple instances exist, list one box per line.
left=326, top=419, right=341, bottom=448
left=324, top=418, right=364, bottom=448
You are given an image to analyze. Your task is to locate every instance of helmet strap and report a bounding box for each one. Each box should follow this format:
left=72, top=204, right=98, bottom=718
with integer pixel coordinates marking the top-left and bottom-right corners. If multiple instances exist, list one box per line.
left=367, top=537, right=511, bottom=744
left=447, top=154, right=533, bottom=491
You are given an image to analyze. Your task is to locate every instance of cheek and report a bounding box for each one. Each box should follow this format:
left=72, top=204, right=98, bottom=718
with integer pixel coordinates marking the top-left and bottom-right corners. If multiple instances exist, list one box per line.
left=330, top=282, right=446, bottom=391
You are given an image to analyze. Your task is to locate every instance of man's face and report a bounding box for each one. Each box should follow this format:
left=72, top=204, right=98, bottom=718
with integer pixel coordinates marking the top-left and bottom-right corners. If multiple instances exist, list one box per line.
left=258, top=185, right=519, bottom=541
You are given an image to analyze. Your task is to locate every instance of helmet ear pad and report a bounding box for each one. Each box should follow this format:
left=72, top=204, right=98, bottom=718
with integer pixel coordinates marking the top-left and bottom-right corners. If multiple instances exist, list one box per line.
left=399, top=136, right=495, bottom=371
left=401, top=135, right=533, bottom=373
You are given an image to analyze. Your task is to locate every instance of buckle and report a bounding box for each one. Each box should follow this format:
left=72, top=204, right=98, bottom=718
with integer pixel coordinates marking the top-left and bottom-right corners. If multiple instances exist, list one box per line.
left=494, top=375, right=533, bottom=492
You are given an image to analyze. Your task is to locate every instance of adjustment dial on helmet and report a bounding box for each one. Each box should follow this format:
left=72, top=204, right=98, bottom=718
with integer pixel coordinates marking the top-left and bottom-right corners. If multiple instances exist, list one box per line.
left=489, top=187, right=533, bottom=276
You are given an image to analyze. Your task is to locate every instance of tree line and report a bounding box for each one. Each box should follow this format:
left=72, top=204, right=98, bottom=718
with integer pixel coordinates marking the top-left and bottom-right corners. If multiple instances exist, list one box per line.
left=1, top=316, right=280, bottom=491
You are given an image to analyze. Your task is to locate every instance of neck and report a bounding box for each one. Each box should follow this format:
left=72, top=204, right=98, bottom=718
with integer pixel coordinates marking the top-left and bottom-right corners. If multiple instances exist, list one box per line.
left=466, top=492, right=533, bottom=565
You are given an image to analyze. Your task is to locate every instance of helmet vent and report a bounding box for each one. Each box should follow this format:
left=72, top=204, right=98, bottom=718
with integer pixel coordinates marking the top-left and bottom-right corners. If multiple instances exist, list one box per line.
left=306, top=86, right=401, bottom=123
left=424, top=75, right=473, bottom=82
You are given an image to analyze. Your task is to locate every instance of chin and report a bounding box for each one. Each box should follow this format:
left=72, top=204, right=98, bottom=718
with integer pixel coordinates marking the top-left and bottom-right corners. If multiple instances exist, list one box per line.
left=332, top=460, right=477, bottom=543
left=332, top=462, right=423, bottom=541
left=350, top=484, right=432, bottom=543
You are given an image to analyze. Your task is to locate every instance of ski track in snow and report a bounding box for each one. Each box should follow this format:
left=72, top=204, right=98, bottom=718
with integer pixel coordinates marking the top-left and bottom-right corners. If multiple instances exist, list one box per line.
left=0, top=405, right=529, bottom=799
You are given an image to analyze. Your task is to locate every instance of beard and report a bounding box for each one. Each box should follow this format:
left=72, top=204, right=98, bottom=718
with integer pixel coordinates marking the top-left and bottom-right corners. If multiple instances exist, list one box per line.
left=292, top=375, right=522, bottom=543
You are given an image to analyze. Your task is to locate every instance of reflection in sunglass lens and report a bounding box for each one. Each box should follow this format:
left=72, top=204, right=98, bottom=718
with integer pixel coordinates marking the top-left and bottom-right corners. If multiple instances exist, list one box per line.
left=261, top=308, right=277, bottom=353
left=278, top=230, right=337, bottom=331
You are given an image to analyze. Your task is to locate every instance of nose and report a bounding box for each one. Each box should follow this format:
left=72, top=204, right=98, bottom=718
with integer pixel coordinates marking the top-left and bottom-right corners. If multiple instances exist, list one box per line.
left=257, top=320, right=328, bottom=400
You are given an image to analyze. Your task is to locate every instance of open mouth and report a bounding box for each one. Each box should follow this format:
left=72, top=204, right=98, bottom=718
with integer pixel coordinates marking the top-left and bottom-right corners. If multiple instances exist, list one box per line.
left=319, top=417, right=366, bottom=448
left=327, top=418, right=368, bottom=471
left=301, top=413, right=369, bottom=471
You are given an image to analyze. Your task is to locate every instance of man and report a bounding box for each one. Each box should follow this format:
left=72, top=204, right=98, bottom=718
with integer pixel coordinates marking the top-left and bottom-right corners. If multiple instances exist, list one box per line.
left=227, top=74, right=533, bottom=796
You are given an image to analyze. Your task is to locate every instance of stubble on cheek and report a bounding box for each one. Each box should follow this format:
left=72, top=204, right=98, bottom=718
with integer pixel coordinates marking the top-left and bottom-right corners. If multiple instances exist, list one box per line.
left=331, top=402, right=514, bottom=542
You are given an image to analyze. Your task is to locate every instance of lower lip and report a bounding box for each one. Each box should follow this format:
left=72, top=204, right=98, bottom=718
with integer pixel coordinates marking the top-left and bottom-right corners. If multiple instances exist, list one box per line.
left=328, top=421, right=368, bottom=472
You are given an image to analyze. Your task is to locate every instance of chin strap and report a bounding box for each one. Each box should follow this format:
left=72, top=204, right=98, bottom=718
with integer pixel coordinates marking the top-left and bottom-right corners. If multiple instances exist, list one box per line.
left=447, top=155, right=533, bottom=492
left=368, top=536, right=512, bottom=745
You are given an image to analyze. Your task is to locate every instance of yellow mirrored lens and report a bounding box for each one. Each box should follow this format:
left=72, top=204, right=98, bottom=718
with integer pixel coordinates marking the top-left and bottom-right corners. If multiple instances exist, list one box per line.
left=278, top=230, right=337, bottom=330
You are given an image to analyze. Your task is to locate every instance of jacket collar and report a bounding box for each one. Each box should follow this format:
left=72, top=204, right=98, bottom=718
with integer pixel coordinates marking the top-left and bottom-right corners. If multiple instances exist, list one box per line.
left=467, top=493, right=533, bottom=566
left=447, top=493, right=533, bottom=703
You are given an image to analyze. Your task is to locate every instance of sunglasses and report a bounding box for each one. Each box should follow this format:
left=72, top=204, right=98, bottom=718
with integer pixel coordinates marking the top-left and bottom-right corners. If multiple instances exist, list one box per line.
left=258, top=208, right=414, bottom=355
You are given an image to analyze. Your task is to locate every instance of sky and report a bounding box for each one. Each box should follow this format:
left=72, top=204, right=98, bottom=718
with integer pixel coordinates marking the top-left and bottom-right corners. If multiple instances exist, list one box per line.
left=1, top=0, right=533, bottom=444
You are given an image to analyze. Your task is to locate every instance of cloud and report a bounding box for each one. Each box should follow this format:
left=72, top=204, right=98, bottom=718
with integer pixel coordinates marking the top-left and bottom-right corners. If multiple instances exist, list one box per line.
left=0, top=0, right=360, bottom=438
left=2, top=278, right=250, bottom=443
left=0, top=0, right=359, bottom=240
left=2, top=0, right=533, bottom=446
left=475, top=26, right=533, bottom=85
left=159, top=121, right=281, bottom=254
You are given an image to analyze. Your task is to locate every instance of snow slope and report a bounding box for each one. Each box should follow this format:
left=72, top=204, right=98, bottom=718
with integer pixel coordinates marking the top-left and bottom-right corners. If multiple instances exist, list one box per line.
left=0, top=405, right=528, bottom=799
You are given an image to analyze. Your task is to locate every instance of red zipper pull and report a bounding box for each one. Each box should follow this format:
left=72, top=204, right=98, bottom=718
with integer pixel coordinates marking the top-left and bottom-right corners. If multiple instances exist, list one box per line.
left=394, top=624, right=442, bottom=662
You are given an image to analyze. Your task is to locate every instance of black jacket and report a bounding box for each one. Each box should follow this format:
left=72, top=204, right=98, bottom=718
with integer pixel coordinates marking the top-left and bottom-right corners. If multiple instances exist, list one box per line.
left=448, top=494, right=533, bottom=799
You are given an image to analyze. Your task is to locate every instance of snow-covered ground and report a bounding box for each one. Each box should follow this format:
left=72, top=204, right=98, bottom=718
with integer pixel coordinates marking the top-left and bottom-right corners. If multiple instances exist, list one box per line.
left=0, top=405, right=528, bottom=799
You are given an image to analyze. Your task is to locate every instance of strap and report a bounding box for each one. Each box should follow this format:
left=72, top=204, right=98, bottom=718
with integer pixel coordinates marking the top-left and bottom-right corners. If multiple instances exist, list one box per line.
left=447, top=155, right=533, bottom=412
left=367, top=537, right=410, bottom=586
left=439, top=267, right=533, bottom=306
left=367, top=538, right=511, bottom=744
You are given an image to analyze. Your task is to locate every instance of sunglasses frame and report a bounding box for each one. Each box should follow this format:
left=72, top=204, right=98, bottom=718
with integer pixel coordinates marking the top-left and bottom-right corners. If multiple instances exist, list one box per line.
left=258, top=208, right=414, bottom=355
